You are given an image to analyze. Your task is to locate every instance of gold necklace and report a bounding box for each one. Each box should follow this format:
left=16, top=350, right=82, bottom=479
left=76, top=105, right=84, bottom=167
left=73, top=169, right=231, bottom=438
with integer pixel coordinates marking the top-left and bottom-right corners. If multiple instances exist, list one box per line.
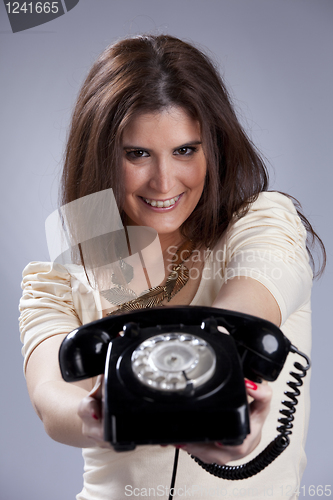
left=104, top=240, right=195, bottom=316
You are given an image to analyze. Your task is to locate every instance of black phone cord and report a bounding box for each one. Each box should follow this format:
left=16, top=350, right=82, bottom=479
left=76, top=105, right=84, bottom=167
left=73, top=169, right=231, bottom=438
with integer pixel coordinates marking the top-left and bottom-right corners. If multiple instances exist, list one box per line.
left=190, top=345, right=310, bottom=480
left=168, top=448, right=179, bottom=500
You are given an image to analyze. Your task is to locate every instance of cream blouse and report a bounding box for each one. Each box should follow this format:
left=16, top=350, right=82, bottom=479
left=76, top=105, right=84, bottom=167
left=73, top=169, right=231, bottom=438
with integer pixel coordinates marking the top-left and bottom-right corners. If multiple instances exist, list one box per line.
left=19, top=192, right=313, bottom=500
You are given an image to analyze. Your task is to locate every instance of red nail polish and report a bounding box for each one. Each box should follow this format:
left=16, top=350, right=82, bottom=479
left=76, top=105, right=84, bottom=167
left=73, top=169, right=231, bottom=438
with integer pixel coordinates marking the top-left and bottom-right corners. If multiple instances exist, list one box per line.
left=174, top=444, right=185, bottom=449
left=92, top=412, right=99, bottom=420
left=245, top=380, right=258, bottom=391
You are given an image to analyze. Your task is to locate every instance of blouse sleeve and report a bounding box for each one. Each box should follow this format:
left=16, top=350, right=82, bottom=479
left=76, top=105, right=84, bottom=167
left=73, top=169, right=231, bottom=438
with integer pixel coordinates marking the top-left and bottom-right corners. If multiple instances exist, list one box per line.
left=222, top=191, right=313, bottom=325
left=19, top=261, right=82, bottom=374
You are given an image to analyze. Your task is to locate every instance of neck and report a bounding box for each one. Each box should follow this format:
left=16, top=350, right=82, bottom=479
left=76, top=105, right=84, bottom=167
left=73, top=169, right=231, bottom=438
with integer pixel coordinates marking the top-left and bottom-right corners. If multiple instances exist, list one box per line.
left=158, top=231, right=184, bottom=256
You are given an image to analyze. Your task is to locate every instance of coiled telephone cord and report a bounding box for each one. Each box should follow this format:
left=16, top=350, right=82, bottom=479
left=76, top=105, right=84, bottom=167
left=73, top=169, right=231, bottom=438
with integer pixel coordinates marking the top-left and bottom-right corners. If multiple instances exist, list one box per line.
left=168, top=344, right=310, bottom=494
left=191, top=345, right=311, bottom=480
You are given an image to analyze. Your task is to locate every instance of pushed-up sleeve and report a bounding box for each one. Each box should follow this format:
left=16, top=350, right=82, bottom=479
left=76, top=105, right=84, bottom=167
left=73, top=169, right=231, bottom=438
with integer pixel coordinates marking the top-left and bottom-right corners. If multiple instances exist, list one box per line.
left=19, top=261, right=82, bottom=374
left=223, top=192, right=313, bottom=325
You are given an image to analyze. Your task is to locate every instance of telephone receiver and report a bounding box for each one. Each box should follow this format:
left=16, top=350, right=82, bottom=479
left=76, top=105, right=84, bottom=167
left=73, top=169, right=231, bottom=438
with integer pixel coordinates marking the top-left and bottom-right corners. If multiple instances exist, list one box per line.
left=59, top=306, right=295, bottom=454
left=59, top=306, right=291, bottom=383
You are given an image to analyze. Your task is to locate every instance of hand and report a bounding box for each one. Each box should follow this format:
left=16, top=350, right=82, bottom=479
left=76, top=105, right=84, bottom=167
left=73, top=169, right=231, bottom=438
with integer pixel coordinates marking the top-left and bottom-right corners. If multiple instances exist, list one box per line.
left=77, top=375, right=112, bottom=449
left=178, top=380, right=272, bottom=465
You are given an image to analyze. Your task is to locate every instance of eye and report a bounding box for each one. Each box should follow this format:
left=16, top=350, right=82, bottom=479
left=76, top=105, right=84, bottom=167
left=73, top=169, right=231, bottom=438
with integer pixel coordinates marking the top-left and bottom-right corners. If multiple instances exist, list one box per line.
left=125, top=149, right=150, bottom=159
left=174, top=147, right=197, bottom=156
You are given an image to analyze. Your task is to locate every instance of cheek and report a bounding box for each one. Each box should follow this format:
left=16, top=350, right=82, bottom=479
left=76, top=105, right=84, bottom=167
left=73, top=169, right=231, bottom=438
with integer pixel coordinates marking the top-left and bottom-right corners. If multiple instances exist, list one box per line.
left=123, top=158, right=153, bottom=190
left=190, top=163, right=207, bottom=190
left=123, top=167, right=141, bottom=195
left=123, top=174, right=133, bottom=195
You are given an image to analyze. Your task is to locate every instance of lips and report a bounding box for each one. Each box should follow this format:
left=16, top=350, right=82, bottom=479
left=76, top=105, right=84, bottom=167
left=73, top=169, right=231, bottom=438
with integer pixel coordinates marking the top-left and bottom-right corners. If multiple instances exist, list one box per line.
left=142, top=194, right=181, bottom=208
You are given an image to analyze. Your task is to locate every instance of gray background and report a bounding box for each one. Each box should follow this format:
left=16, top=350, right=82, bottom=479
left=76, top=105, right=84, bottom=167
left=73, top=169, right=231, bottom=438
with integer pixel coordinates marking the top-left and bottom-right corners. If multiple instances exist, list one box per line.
left=1, top=0, right=332, bottom=498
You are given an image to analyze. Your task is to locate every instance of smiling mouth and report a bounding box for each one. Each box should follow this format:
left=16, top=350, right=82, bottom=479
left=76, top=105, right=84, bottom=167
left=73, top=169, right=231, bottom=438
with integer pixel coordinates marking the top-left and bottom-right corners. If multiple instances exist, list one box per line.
left=141, top=194, right=181, bottom=208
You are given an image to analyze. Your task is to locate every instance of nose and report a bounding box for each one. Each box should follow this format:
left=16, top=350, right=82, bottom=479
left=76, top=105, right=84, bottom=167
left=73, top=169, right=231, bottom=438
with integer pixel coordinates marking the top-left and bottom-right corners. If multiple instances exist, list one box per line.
left=148, top=157, right=175, bottom=194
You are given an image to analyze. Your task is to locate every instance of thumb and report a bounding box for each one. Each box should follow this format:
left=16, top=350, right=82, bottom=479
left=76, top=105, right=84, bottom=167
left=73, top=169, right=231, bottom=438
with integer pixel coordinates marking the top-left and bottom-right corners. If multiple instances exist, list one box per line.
left=89, top=374, right=104, bottom=400
left=245, top=379, right=272, bottom=418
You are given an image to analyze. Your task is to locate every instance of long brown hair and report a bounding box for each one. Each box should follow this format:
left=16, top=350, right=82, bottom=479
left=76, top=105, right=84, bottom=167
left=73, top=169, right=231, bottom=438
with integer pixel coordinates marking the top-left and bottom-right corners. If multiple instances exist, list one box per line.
left=61, top=34, right=325, bottom=276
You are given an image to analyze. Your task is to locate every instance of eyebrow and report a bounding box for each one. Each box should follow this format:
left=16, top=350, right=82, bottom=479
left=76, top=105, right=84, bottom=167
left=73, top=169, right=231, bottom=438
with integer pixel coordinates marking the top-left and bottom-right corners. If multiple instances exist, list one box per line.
left=123, top=140, right=202, bottom=151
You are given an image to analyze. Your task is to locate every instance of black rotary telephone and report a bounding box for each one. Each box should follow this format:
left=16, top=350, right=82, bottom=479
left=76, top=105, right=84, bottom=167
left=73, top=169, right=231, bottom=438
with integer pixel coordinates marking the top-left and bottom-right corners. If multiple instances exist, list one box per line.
left=59, top=306, right=310, bottom=480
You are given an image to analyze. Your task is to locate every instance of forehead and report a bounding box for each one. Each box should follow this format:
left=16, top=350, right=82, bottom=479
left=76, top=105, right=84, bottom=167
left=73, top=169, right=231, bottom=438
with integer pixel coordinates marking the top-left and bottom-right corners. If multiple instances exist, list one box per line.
left=122, top=106, right=201, bottom=145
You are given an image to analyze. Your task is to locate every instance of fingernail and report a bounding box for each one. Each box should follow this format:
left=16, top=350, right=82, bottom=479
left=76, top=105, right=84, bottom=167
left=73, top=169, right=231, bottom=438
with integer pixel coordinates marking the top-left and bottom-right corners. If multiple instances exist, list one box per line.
left=174, top=444, right=185, bottom=449
left=216, top=442, right=224, bottom=447
left=245, top=380, right=258, bottom=391
left=92, top=412, right=99, bottom=420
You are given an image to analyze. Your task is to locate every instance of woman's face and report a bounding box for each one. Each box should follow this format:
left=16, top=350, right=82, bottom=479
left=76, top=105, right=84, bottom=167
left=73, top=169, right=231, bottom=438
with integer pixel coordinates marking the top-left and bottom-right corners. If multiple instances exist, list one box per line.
left=122, top=106, right=207, bottom=242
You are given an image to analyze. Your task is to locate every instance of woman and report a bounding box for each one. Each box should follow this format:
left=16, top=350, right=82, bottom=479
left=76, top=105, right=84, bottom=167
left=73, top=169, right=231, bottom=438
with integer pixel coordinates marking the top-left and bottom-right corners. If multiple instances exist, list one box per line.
left=19, top=35, right=323, bottom=499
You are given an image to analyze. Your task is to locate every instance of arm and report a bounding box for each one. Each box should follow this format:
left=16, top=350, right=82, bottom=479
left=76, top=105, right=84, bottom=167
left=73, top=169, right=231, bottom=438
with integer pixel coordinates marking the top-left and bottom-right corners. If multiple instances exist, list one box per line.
left=213, top=275, right=281, bottom=326
left=25, top=334, right=96, bottom=448
left=21, top=262, right=108, bottom=449
left=183, top=192, right=313, bottom=464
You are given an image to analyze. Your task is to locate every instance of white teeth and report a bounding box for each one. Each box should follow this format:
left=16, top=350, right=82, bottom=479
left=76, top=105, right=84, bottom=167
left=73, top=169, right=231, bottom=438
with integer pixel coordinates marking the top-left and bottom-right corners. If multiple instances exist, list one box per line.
left=144, top=195, right=180, bottom=208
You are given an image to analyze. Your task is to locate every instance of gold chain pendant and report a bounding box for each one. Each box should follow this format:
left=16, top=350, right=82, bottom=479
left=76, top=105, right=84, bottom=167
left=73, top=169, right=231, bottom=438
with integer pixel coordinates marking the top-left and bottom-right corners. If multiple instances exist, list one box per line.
left=104, top=241, right=194, bottom=316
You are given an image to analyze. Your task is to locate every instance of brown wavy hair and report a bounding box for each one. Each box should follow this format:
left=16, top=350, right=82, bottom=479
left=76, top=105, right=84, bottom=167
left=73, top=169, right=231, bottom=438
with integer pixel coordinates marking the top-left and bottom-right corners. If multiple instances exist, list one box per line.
left=61, top=34, right=325, bottom=276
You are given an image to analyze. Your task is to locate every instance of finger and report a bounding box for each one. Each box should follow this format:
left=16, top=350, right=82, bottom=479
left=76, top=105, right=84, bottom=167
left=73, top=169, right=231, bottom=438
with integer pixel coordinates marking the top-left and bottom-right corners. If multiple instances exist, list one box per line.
left=78, top=396, right=106, bottom=444
left=78, top=395, right=101, bottom=421
left=245, top=380, right=272, bottom=418
left=89, top=374, right=104, bottom=400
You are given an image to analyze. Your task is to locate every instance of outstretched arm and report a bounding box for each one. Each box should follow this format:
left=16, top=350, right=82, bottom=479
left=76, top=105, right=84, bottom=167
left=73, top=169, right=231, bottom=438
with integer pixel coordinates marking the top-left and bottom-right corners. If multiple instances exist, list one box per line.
left=26, top=333, right=99, bottom=448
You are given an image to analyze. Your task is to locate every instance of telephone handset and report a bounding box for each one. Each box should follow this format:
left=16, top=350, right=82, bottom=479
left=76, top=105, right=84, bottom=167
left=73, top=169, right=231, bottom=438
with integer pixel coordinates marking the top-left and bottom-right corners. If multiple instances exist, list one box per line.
left=59, top=306, right=310, bottom=479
